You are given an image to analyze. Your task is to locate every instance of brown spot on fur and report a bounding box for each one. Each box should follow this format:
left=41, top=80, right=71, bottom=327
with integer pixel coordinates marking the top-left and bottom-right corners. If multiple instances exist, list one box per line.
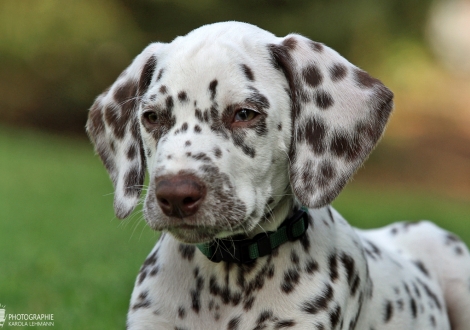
left=178, top=91, right=188, bottom=103
left=127, top=144, right=137, bottom=160
left=330, top=63, right=348, bottom=82
left=311, top=41, right=324, bottom=52
left=315, top=90, right=334, bottom=109
left=139, top=56, right=157, bottom=96
left=156, top=68, right=164, bottom=81
left=303, top=65, right=323, bottom=88
left=214, top=147, right=222, bottom=158
left=241, top=64, right=255, bottom=81
left=283, top=36, right=298, bottom=50
left=165, top=95, right=174, bottom=111
left=330, top=131, right=362, bottom=161
left=195, top=108, right=204, bottom=122
left=209, top=79, right=218, bottom=101
left=124, top=166, right=144, bottom=197
left=355, top=69, right=381, bottom=88
left=88, top=101, right=105, bottom=138
left=304, top=117, right=327, bottom=154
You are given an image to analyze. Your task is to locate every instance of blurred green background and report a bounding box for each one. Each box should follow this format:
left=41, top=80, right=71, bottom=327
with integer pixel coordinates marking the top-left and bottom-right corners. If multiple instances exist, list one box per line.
left=1, top=0, right=469, bottom=328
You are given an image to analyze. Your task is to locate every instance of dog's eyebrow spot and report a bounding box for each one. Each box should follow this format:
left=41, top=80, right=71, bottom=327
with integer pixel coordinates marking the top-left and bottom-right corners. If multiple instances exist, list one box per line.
left=247, top=86, right=270, bottom=110
left=209, top=79, right=218, bottom=101
left=241, top=64, right=255, bottom=81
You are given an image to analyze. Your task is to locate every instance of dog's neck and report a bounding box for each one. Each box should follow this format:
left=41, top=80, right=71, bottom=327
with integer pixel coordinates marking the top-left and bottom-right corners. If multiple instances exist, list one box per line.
left=247, top=194, right=300, bottom=239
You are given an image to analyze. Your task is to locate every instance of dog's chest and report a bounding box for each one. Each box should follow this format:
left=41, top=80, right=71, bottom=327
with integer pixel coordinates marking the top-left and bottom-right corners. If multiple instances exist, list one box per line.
left=128, top=208, right=372, bottom=329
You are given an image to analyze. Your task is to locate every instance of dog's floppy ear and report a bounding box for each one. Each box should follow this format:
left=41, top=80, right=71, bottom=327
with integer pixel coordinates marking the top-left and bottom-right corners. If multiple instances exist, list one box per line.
left=269, top=35, right=393, bottom=208
left=86, top=43, right=164, bottom=219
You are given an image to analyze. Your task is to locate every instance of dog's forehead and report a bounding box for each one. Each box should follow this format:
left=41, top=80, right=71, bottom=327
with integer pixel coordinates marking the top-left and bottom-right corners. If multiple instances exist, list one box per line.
left=157, top=23, right=280, bottom=90
left=174, top=21, right=278, bottom=51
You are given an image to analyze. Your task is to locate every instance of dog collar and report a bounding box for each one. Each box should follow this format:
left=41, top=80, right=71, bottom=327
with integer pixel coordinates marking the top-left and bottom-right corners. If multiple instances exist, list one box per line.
left=196, top=207, right=309, bottom=264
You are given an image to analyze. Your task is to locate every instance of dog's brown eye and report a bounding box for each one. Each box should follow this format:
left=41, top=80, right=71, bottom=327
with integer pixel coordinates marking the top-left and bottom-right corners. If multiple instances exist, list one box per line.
left=234, top=108, right=258, bottom=122
left=143, top=111, right=158, bottom=124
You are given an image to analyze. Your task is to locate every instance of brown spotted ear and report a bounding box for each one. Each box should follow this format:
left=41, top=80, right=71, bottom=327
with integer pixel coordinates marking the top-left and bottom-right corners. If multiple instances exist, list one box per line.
left=270, top=35, right=393, bottom=208
left=86, top=43, right=164, bottom=219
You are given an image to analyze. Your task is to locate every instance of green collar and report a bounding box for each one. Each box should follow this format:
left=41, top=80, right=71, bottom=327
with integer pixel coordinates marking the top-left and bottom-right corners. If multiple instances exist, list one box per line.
left=196, top=207, right=310, bottom=264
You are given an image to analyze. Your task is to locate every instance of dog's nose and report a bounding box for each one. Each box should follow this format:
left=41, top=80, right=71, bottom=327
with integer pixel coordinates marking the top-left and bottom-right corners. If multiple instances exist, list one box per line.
left=155, top=175, right=206, bottom=217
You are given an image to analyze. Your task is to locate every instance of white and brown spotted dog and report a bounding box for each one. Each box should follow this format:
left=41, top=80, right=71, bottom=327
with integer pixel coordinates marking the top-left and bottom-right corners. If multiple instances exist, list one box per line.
left=87, top=22, right=470, bottom=330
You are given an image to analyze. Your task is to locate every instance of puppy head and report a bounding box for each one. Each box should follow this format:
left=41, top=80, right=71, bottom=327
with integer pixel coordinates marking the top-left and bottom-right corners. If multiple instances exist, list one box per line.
left=87, top=22, right=393, bottom=243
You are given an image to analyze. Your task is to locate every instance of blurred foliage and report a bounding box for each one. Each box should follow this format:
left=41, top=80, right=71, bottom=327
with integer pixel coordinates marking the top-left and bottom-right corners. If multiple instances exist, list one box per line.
left=0, top=0, right=145, bottom=133
left=0, top=0, right=433, bottom=134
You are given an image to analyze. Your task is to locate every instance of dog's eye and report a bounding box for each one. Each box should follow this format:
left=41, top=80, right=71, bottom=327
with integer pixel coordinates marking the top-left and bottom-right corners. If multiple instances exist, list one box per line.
left=143, top=111, right=159, bottom=124
left=234, top=108, right=258, bottom=122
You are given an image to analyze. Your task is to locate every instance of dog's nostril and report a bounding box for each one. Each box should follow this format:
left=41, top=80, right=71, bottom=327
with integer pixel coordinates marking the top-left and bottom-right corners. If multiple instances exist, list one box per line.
left=182, top=197, right=198, bottom=205
left=158, top=198, right=170, bottom=207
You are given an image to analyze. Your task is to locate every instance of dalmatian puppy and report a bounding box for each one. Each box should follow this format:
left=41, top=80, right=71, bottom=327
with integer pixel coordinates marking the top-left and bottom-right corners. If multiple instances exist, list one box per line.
left=87, top=22, right=470, bottom=330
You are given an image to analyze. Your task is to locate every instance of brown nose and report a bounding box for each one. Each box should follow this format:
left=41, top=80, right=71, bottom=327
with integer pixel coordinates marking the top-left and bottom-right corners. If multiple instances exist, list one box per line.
left=155, top=175, right=206, bottom=217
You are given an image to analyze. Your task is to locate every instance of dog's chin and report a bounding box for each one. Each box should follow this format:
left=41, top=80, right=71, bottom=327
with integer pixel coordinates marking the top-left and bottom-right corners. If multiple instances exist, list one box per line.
left=166, top=226, right=224, bottom=244
left=167, top=223, right=256, bottom=244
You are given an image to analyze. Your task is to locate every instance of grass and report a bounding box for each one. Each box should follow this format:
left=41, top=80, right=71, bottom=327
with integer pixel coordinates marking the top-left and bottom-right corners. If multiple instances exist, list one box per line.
left=0, top=127, right=158, bottom=329
left=0, top=126, right=469, bottom=329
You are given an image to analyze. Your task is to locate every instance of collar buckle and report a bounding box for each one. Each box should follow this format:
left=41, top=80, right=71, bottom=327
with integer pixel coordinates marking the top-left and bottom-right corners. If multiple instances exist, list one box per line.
left=286, top=207, right=309, bottom=241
